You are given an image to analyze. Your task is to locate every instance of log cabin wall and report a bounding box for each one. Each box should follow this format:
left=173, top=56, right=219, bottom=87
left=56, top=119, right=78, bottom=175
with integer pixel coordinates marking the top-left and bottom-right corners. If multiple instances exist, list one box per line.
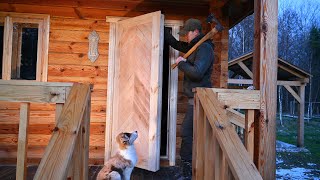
left=0, top=1, right=212, bottom=165
left=0, top=15, right=109, bottom=165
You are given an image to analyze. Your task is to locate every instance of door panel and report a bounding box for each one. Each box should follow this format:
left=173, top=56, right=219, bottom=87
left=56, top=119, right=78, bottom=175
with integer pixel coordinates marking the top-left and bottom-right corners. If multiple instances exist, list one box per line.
left=109, top=11, right=164, bottom=172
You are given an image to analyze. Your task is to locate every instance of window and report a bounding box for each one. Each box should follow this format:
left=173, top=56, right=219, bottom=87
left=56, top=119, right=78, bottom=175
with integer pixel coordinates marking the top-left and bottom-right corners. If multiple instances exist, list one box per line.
left=0, top=12, right=49, bottom=81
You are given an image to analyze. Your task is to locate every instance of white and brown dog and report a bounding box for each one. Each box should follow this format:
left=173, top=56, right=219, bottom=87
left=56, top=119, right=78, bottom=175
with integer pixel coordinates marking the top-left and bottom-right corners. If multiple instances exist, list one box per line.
left=96, top=131, right=138, bottom=180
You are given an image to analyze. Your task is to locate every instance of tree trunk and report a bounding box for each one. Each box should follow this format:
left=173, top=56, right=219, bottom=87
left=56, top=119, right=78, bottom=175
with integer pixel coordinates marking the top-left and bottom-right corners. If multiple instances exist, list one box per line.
left=278, top=86, right=283, bottom=125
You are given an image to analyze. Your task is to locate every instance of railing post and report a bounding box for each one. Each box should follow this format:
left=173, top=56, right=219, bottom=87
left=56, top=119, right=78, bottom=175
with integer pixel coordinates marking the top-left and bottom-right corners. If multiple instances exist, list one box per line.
left=16, top=102, right=30, bottom=180
left=204, top=116, right=214, bottom=179
left=192, top=94, right=205, bottom=179
left=34, top=83, right=90, bottom=180
left=245, top=109, right=255, bottom=160
left=214, top=137, right=220, bottom=180
left=55, top=103, right=63, bottom=124
left=82, top=92, right=91, bottom=179
left=69, top=88, right=91, bottom=180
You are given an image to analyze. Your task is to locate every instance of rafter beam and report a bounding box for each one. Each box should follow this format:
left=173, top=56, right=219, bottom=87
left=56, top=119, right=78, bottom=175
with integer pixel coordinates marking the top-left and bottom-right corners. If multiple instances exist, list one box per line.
left=238, top=61, right=253, bottom=79
left=283, top=85, right=301, bottom=103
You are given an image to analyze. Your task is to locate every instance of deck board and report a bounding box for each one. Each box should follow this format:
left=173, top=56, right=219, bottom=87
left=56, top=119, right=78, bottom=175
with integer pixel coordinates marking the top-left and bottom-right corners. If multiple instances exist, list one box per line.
left=0, top=165, right=183, bottom=180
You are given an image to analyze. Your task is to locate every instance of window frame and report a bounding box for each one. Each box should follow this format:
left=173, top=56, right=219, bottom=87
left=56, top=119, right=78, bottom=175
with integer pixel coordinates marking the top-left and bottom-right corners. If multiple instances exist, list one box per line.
left=0, top=12, right=50, bottom=82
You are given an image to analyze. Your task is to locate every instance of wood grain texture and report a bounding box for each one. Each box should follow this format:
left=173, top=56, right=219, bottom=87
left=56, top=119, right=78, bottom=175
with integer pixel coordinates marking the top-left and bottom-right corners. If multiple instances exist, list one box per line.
left=245, top=109, right=255, bottom=160
left=252, top=0, right=278, bottom=179
left=2, top=16, right=13, bottom=80
left=297, top=85, right=305, bottom=147
left=51, top=18, right=109, bottom=31
left=0, top=84, right=68, bottom=103
left=34, top=84, right=90, bottom=179
left=48, top=53, right=108, bottom=66
left=49, top=41, right=108, bottom=54
left=212, top=88, right=260, bottom=109
left=195, top=88, right=262, bottom=180
left=16, top=103, right=30, bottom=180
left=107, top=11, right=163, bottom=172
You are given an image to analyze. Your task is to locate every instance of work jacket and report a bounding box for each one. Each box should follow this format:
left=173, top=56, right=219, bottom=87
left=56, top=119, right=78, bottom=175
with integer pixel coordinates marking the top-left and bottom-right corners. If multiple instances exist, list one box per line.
left=164, top=31, right=214, bottom=98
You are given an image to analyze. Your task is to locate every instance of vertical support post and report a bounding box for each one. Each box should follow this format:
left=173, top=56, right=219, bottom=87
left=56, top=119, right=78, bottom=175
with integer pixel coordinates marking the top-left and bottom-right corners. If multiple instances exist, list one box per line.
left=210, top=7, right=229, bottom=88
left=165, top=21, right=182, bottom=166
left=204, top=117, right=214, bottom=179
left=105, top=19, right=117, bottom=162
left=253, top=0, right=278, bottom=179
left=16, top=103, right=30, bottom=180
left=3, top=16, right=13, bottom=80
left=192, top=94, right=204, bottom=179
left=82, top=92, right=91, bottom=179
left=220, top=150, right=227, bottom=179
left=245, top=109, right=255, bottom=160
left=214, top=138, right=220, bottom=180
left=68, top=88, right=91, bottom=180
left=297, top=85, right=305, bottom=147
left=55, top=103, right=63, bottom=124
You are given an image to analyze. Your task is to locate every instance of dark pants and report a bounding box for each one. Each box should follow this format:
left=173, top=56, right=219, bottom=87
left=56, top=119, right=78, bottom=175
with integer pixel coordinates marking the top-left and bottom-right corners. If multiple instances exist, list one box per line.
left=180, top=104, right=194, bottom=162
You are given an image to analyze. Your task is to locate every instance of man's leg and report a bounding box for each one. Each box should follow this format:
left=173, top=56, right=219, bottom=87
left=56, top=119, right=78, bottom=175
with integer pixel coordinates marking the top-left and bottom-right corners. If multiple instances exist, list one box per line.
left=180, top=104, right=194, bottom=177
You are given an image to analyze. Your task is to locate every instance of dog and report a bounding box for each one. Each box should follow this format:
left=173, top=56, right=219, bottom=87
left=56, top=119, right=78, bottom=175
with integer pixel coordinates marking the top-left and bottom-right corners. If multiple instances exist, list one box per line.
left=96, top=131, right=138, bottom=180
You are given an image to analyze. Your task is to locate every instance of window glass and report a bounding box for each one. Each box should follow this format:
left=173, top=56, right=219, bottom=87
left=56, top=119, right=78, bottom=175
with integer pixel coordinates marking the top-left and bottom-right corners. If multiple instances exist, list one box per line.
left=11, top=23, right=38, bottom=80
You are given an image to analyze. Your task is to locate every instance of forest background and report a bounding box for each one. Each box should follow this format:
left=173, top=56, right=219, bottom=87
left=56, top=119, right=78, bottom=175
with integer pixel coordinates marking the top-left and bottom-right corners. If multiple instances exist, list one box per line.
left=228, top=0, right=320, bottom=119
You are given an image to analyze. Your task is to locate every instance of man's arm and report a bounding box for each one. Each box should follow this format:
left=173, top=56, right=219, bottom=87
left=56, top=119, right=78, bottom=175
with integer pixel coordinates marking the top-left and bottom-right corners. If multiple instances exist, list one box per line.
left=178, top=43, right=213, bottom=81
left=164, top=27, right=190, bottom=53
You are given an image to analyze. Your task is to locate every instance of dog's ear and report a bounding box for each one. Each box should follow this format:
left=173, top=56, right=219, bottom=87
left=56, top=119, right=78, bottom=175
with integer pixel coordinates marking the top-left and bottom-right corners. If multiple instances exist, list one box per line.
left=119, top=133, right=130, bottom=145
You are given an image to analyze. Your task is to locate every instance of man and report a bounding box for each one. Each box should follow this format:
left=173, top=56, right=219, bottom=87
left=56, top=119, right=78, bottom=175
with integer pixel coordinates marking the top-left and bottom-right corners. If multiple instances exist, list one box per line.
left=164, top=18, right=214, bottom=178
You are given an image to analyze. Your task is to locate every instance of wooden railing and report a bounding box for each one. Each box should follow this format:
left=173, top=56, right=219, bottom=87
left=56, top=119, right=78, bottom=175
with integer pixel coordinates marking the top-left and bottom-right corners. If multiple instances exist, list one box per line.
left=192, top=88, right=262, bottom=180
left=0, top=80, right=91, bottom=180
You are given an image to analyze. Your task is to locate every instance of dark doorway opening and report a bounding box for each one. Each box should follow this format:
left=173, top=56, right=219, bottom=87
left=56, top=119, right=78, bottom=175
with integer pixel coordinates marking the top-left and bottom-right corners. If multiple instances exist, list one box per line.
left=160, top=27, right=172, bottom=156
left=0, top=24, right=4, bottom=79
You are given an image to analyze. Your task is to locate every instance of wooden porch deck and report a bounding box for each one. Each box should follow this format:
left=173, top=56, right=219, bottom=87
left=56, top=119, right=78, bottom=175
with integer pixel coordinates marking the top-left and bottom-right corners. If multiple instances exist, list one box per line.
left=0, top=165, right=184, bottom=180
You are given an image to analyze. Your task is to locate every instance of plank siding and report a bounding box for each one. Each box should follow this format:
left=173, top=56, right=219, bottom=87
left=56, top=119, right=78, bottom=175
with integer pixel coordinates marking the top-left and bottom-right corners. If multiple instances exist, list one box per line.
left=253, top=0, right=278, bottom=179
left=0, top=16, right=108, bottom=164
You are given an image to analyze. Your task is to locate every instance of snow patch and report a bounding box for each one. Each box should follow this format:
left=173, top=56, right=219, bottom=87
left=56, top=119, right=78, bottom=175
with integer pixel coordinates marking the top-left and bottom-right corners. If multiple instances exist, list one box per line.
left=276, top=157, right=284, bottom=164
left=307, top=163, right=316, bottom=166
left=276, top=140, right=309, bottom=153
left=276, top=168, right=317, bottom=180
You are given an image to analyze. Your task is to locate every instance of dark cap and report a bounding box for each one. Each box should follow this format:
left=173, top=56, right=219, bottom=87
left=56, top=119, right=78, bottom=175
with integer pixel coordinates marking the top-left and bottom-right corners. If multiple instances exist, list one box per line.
left=178, top=18, right=202, bottom=35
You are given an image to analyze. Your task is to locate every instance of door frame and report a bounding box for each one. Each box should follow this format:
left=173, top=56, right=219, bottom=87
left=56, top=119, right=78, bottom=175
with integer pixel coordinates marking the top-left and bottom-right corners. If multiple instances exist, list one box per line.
left=105, top=16, right=182, bottom=166
left=161, top=20, right=183, bottom=166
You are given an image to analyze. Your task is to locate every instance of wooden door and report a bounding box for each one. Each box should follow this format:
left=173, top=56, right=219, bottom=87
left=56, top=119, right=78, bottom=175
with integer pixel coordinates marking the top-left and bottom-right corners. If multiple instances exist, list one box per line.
left=106, top=11, right=164, bottom=172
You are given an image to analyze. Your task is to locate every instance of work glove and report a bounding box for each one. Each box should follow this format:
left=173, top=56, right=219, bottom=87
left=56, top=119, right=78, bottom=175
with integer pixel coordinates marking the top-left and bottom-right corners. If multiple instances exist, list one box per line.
left=175, top=56, right=187, bottom=64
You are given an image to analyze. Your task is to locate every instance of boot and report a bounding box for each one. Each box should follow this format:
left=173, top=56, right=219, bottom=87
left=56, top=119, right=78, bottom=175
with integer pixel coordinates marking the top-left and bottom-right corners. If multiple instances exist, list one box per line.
left=180, top=160, right=192, bottom=179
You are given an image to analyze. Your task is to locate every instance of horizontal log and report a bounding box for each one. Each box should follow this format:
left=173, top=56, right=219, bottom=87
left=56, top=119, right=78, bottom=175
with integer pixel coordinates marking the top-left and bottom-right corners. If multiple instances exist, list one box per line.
left=177, top=102, right=188, bottom=113
left=0, top=157, right=104, bottom=166
left=0, top=101, right=106, bottom=113
left=228, top=78, right=253, bottom=85
left=176, top=113, right=185, bottom=125
left=0, top=85, right=68, bottom=103
left=0, top=123, right=105, bottom=135
left=48, top=65, right=108, bottom=77
left=50, top=29, right=108, bottom=43
left=49, top=41, right=108, bottom=54
left=0, top=110, right=105, bottom=124
left=0, top=145, right=104, bottom=163
left=0, top=80, right=73, bottom=87
left=49, top=53, right=108, bottom=66
left=277, top=80, right=304, bottom=86
left=211, top=88, right=260, bottom=109
left=0, top=1, right=209, bottom=18
left=0, top=134, right=104, bottom=147
left=48, top=76, right=107, bottom=88
left=51, top=18, right=109, bottom=31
